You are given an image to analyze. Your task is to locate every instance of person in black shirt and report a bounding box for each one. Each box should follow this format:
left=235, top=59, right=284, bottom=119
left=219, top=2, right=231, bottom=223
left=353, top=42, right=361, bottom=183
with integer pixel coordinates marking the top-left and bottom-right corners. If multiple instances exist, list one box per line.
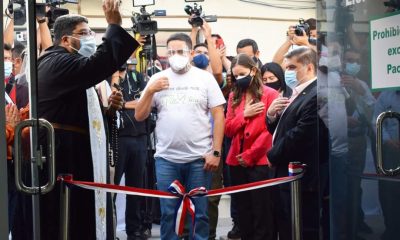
left=113, top=61, right=150, bottom=240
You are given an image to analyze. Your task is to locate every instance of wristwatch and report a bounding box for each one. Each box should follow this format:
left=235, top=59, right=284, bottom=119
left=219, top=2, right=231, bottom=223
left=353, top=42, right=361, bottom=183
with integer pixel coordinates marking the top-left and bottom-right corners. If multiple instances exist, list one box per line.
left=38, top=18, right=46, bottom=24
left=213, top=150, right=221, bottom=158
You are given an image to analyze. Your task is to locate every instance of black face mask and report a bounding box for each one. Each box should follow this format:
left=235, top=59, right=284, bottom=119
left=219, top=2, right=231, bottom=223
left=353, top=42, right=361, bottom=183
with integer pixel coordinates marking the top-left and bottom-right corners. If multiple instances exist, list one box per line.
left=252, top=56, right=258, bottom=64
left=265, top=81, right=281, bottom=91
left=236, top=74, right=253, bottom=89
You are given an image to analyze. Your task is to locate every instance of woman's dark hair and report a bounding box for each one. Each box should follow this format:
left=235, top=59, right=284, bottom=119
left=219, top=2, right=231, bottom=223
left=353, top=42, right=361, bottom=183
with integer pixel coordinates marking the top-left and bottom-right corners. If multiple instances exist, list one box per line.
left=230, top=53, right=263, bottom=108
left=260, top=62, right=286, bottom=92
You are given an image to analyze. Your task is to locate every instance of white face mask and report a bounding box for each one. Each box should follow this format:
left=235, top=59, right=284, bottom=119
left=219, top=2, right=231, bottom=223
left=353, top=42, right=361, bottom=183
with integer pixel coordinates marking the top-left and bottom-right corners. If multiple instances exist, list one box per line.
left=69, top=36, right=97, bottom=57
left=168, top=54, right=189, bottom=72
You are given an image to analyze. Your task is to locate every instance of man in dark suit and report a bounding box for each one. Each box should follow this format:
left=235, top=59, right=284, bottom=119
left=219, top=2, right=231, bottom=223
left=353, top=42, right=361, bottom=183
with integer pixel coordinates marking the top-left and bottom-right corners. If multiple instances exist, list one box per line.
left=266, top=47, right=329, bottom=240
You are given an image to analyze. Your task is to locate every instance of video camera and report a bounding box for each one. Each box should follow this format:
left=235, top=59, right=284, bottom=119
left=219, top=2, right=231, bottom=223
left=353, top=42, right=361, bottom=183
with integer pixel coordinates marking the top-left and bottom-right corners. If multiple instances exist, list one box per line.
left=131, top=0, right=166, bottom=35
left=46, top=0, right=80, bottom=29
left=9, top=0, right=76, bottom=26
left=184, top=0, right=217, bottom=27
left=131, top=0, right=165, bottom=60
left=131, top=8, right=158, bottom=36
left=294, top=18, right=310, bottom=37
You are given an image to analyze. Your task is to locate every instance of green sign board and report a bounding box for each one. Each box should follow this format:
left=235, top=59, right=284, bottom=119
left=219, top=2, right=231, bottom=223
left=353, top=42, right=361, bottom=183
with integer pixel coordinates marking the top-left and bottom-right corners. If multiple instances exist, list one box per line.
left=370, top=12, right=400, bottom=90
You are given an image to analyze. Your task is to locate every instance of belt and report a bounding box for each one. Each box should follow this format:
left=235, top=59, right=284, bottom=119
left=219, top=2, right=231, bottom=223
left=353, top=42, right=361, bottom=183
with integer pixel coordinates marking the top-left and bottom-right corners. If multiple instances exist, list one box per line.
left=51, top=123, right=88, bottom=135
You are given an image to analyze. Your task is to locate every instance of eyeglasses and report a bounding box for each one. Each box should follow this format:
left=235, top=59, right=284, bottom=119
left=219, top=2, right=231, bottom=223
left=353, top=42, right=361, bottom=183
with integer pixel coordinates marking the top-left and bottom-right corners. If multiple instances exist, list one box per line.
left=72, top=30, right=96, bottom=37
left=167, top=48, right=190, bottom=57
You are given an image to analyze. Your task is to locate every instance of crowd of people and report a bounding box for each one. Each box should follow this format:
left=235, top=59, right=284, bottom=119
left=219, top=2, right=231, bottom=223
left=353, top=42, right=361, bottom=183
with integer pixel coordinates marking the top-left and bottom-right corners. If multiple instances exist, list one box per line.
left=3, top=1, right=399, bottom=240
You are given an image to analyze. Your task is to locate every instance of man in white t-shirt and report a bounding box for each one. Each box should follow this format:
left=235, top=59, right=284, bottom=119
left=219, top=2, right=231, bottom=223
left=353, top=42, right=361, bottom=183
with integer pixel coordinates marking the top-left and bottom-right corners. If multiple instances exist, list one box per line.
left=135, top=33, right=225, bottom=240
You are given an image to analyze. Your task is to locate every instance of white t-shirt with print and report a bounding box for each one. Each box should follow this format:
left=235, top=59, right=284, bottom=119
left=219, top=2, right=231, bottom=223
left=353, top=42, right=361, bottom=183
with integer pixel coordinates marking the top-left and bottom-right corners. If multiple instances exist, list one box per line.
left=142, top=67, right=226, bottom=163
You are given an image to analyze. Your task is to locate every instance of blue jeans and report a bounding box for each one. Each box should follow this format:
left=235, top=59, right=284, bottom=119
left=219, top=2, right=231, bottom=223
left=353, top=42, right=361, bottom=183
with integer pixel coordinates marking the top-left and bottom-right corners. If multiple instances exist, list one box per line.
left=155, top=157, right=211, bottom=240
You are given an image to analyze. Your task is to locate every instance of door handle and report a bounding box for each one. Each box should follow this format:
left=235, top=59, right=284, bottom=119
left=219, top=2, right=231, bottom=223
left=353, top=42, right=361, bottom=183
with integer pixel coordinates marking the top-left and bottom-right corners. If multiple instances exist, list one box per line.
left=14, top=119, right=56, bottom=194
left=376, top=111, right=400, bottom=176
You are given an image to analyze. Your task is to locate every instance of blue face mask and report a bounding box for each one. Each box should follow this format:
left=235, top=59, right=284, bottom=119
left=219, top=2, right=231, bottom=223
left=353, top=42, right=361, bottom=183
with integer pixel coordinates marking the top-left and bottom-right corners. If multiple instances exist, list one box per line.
left=4, top=61, right=13, bottom=77
left=284, top=70, right=298, bottom=89
left=70, top=36, right=97, bottom=57
left=344, top=62, right=361, bottom=76
left=192, top=54, right=209, bottom=69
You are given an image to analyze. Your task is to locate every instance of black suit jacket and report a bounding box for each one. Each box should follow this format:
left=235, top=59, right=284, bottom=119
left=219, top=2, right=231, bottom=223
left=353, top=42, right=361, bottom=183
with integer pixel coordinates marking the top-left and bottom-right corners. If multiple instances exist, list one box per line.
left=267, top=80, right=329, bottom=191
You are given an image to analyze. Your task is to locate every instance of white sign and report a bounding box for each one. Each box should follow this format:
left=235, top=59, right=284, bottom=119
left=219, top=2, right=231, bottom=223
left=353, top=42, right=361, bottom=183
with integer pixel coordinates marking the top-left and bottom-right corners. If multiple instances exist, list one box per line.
left=370, top=12, right=400, bottom=90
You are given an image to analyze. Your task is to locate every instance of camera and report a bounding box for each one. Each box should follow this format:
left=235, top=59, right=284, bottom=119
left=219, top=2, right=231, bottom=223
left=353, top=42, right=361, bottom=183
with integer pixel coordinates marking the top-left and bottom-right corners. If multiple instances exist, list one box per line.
left=294, top=18, right=310, bottom=37
left=131, top=1, right=166, bottom=60
left=7, top=0, right=26, bottom=25
left=184, top=2, right=217, bottom=27
left=10, top=0, right=74, bottom=26
left=131, top=9, right=158, bottom=35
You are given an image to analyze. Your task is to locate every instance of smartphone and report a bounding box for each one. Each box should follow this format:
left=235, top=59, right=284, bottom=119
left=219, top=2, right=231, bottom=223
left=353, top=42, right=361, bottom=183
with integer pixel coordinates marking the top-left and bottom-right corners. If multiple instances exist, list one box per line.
left=215, top=38, right=225, bottom=49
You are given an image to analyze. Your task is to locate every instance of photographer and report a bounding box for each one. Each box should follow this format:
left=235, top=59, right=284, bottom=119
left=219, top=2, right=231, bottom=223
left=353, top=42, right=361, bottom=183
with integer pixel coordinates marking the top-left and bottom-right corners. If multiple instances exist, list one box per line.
left=190, top=19, right=224, bottom=86
left=272, top=18, right=317, bottom=67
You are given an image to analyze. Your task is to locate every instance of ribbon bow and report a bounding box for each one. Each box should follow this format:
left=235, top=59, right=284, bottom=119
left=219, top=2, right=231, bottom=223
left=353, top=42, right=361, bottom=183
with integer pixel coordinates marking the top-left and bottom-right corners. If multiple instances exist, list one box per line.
left=168, top=180, right=207, bottom=237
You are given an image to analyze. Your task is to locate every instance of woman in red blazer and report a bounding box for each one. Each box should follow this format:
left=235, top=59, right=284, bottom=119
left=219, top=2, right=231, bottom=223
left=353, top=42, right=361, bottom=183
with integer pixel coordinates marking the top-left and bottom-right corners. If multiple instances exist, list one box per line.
left=225, top=53, right=279, bottom=240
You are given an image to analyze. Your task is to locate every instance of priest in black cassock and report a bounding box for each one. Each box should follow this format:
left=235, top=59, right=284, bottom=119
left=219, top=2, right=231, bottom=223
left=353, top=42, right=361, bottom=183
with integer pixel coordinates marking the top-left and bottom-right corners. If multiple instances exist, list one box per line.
left=36, top=0, right=140, bottom=239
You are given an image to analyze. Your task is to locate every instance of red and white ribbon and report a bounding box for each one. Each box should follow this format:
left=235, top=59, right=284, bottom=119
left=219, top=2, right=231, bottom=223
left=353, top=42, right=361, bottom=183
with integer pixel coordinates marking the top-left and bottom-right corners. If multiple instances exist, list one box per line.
left=59, top=164, right=305, bottom=237
left=167, top=180, right=207, bottom=237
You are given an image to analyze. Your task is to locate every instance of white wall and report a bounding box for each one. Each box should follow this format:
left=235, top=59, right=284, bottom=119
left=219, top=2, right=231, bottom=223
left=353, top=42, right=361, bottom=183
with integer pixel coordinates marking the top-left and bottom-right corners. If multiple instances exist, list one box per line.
left=3, top=0, right=316, bottom=62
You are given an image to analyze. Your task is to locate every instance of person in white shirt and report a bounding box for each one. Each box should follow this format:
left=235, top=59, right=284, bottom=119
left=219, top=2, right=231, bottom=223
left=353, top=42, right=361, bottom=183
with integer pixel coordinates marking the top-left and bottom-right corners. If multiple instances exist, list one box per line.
left=135, top=33, right=225, bottom=240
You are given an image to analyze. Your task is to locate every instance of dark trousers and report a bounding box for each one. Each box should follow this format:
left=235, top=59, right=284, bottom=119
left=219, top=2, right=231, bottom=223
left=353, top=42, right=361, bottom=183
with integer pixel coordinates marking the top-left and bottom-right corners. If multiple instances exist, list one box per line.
left=275, top=186, right=320, bottom=240
left=221, top=137, right=239, bottom=223
left=7, top=161, right=18, bottom=233
left=10, top=161, right=33, bottom=240
left=230, top=165, right=275, bottom=240
left=114, top=135, right=147, bottom=236
left=208, top=160, right=223, bottom=239
left=39, top=130, right=96, bottom=240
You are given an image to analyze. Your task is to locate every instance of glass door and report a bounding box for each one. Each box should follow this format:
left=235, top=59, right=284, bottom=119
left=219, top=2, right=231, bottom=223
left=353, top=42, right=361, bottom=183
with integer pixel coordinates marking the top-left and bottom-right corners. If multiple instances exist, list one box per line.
left=2, top=1, right=56, bottom=239
left=318, top=1, right=400, bottom=239
left=1, top=0, right=10, bottom=238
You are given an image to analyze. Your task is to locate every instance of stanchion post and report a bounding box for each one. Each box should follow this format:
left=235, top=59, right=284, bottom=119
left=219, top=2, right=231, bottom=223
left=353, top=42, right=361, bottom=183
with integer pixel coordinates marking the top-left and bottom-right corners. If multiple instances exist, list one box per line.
left=289, top=162, right=303, bottom=240
left=59, top=174, right=72, bottom=240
